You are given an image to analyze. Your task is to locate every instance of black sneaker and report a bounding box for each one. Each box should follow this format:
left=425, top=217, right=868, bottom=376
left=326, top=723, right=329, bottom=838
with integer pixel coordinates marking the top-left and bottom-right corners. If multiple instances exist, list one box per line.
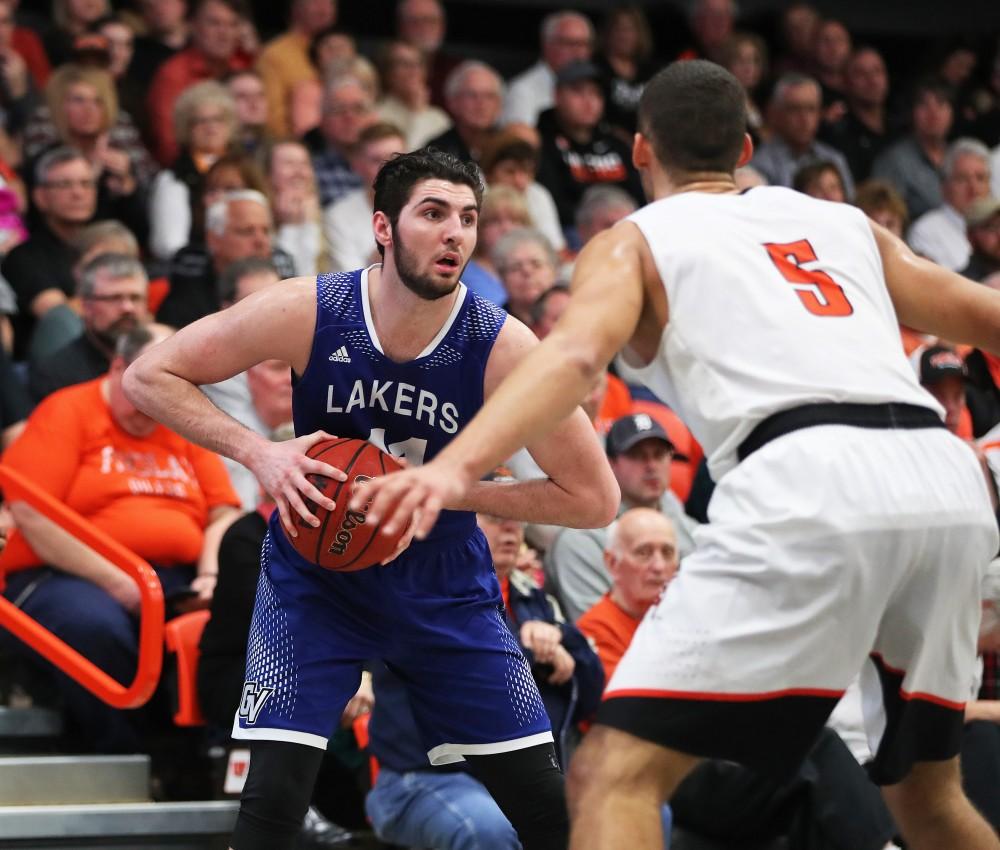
left=297, top=805, right=358, bottom=848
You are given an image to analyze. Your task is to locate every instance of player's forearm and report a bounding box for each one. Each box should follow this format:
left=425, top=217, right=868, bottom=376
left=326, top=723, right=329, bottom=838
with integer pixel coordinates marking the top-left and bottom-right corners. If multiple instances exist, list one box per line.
left=122, top=362, right=268, bottom=468
left=453, top=477, right=613, bottom=529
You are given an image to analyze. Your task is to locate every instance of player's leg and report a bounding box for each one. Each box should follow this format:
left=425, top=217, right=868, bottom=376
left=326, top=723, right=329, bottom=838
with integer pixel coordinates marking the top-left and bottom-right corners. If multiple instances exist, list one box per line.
left=566, top=725, right=699, bottom=850
left=229, top=740, right=325, bottom=850
left=860, top=429, right=1000, bottom=849
left=464, top=741, right=569, bottom=850
left=228, top=532, right=380, bottom=848
left=882, top=757, right=1000, bottom=850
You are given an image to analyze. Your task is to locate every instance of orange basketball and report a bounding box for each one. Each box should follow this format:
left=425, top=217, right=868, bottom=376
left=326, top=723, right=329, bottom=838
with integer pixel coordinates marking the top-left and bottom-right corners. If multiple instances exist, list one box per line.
left=288, top=438, right=405, bottom=572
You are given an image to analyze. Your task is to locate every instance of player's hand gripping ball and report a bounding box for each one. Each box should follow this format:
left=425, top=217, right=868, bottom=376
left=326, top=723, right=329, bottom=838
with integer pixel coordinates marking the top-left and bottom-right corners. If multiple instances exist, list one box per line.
left=288, top=438, right=405, bottom=571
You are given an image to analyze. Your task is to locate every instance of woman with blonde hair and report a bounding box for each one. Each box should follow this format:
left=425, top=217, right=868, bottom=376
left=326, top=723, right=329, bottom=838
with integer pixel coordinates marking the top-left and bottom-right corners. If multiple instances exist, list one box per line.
left=148, top=80, right=238, bottom=260
left=24, top=63, right=154, bottom=237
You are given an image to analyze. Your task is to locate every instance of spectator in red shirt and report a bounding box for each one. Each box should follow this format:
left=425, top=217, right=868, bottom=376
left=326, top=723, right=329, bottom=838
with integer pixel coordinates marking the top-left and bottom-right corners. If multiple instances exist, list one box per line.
left=146, top=0, right=251, bottom=166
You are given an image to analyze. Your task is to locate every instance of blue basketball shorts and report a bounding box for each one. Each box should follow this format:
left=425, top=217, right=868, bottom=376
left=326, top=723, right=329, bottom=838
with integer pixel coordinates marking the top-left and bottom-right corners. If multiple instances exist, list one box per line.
left=232, top=523, right=553, bottom=765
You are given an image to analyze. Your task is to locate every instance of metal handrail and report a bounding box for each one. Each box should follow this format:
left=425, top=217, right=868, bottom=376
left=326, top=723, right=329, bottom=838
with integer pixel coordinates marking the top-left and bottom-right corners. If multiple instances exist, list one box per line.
left=0, top=464, right=164, bottom=709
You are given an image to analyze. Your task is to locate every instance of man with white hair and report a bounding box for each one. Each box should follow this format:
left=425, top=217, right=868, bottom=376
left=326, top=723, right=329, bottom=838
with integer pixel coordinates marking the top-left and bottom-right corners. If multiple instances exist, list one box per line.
left=908, top=138, right=992, bottom=271
left=427, top=60, right=504, bottom=163
left=157, top=190, right=295, bottom=328
left=503, top=10, right=594, bottom=127
left=578, top=508, right=679, bottom=681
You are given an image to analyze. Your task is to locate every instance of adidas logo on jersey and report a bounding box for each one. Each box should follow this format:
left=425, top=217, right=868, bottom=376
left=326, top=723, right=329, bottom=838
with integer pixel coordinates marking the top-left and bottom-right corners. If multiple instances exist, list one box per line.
left=328, top=346, right=351, bottom=363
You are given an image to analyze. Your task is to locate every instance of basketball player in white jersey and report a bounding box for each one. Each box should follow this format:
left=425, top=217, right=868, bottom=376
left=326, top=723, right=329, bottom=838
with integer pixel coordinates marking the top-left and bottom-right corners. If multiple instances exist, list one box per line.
left=357, top=61, right=1000, bottom=850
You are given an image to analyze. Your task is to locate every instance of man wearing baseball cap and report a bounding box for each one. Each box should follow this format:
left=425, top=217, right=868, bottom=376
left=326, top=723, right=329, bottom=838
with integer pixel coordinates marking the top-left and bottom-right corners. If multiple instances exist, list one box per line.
left=544, top=413, right=699, bottom=622
left=917, top=343, right=968, bottom=435
left=535, top=58, right=644, bottom=238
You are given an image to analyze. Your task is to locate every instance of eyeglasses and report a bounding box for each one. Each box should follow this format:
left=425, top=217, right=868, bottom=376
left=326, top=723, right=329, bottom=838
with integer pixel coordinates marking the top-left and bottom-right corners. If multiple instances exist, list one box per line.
left=551, top=37, right=592, bottom=49
left=326, top=103, right=370, bottom=117
left=85, top=293, right=146, bottom=305
left=43, top=178, right=97, bottom=191
left=502, top=258, right=549, bottom=275
left=191, top=113, right=229, bottom=126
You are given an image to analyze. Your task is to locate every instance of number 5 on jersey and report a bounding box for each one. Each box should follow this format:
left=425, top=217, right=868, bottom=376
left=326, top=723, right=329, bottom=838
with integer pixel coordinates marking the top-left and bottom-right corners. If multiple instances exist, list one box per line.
left=763, top=239, right=854, bottom=317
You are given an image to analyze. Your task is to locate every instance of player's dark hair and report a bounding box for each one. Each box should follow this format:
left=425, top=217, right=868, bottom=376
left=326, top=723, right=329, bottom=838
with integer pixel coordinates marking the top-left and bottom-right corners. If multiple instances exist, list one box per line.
left=637, top=60, right=747, bottom=176
left=372, top=148, right=485, bottom=257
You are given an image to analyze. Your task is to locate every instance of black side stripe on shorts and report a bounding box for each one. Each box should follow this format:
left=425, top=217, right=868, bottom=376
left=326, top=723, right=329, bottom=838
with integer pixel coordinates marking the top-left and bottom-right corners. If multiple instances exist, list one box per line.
left=866, top=652, right=965, bottom=785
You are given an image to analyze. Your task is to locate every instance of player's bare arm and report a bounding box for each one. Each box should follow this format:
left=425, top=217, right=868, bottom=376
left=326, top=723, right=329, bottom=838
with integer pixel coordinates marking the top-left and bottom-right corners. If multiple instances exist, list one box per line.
left=360, top=223, right=649, bottom=538
left=122, top=277, right=347, bottom=535
left=444, top=316, right=620, bottom=529
left=874, top=222, right=1000, bottom=354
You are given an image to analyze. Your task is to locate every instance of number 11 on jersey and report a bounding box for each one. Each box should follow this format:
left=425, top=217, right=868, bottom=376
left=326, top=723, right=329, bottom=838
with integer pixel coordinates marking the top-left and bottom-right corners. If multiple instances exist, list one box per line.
left=763, top=239, right=854, bottom=317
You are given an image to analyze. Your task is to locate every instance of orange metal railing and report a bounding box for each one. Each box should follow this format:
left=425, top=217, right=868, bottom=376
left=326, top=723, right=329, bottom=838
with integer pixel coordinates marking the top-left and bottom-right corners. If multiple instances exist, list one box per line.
left=0, top=464, right=164, bottom=709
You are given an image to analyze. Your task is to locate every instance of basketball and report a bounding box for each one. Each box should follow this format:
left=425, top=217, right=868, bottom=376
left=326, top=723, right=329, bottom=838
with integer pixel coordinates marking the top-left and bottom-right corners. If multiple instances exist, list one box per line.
left=287, top=437, right=406, bottom=572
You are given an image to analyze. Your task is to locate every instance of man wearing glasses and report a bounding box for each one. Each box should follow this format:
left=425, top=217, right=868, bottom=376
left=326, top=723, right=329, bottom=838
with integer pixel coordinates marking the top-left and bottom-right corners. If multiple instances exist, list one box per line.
left=1, top=146, right=97, bottom=360
left=29, top=253, right=149, bottom=403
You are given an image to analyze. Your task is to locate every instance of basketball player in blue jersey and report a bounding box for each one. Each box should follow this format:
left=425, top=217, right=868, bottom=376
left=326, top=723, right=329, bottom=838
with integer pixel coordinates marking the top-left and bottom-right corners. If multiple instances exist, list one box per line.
left=124, top=150, right=619, bottom=850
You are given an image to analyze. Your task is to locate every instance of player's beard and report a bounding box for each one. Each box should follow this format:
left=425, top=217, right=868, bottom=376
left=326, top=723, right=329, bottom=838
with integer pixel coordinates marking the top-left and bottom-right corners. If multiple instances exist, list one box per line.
left=392, top=225, right=463, bottom=301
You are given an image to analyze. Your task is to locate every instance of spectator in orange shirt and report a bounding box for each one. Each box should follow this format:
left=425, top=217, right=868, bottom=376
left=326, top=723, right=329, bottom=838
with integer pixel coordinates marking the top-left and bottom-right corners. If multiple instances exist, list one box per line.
left=146, top=0, right=252, bottom=166
left=576, top=507, right=678, bottom=682
left=0, top=323, right=241, bottom=753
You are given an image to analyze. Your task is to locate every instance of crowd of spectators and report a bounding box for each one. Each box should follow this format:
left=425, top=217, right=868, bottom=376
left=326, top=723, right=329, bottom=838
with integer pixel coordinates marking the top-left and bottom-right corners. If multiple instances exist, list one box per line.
left=0, top=0, right=998, bottom=846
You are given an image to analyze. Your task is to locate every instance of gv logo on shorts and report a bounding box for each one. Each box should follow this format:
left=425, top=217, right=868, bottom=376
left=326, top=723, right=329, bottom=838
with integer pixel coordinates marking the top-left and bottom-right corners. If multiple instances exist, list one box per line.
left=238, top=681, right=274, bottom=724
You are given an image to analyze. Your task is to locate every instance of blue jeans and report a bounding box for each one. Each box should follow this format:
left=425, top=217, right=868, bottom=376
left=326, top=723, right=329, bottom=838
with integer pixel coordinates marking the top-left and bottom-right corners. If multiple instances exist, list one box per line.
left=365, top=767, right=521, bottom=850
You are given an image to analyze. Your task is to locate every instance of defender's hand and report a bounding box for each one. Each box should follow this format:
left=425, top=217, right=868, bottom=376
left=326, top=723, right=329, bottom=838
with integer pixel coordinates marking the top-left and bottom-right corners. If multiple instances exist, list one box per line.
left=351, top=458, right=472, bottom=542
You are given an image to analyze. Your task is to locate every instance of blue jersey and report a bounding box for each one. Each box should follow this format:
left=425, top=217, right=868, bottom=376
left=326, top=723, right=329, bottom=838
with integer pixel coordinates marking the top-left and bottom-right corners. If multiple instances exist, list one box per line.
left=291, top=267, right=507, bottom=542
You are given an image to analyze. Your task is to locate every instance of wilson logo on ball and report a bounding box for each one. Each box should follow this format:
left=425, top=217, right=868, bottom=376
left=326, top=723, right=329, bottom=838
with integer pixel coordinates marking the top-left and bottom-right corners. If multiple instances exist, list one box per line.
left=328, top=476, right=373, bottom=556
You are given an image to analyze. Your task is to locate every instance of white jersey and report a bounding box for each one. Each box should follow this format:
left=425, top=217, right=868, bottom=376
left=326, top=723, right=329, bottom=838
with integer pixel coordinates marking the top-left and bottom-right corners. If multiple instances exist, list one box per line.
left=625, top=186, right=941, bottom=479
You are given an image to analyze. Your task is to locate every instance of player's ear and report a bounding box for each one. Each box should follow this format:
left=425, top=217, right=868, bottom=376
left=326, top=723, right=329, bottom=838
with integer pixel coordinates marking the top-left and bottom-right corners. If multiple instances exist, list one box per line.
left=372, top=211, right=392, bottom=253
left=632, top=132, right=652, bottom=171
left=736, top=132, right=754, bottom=168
